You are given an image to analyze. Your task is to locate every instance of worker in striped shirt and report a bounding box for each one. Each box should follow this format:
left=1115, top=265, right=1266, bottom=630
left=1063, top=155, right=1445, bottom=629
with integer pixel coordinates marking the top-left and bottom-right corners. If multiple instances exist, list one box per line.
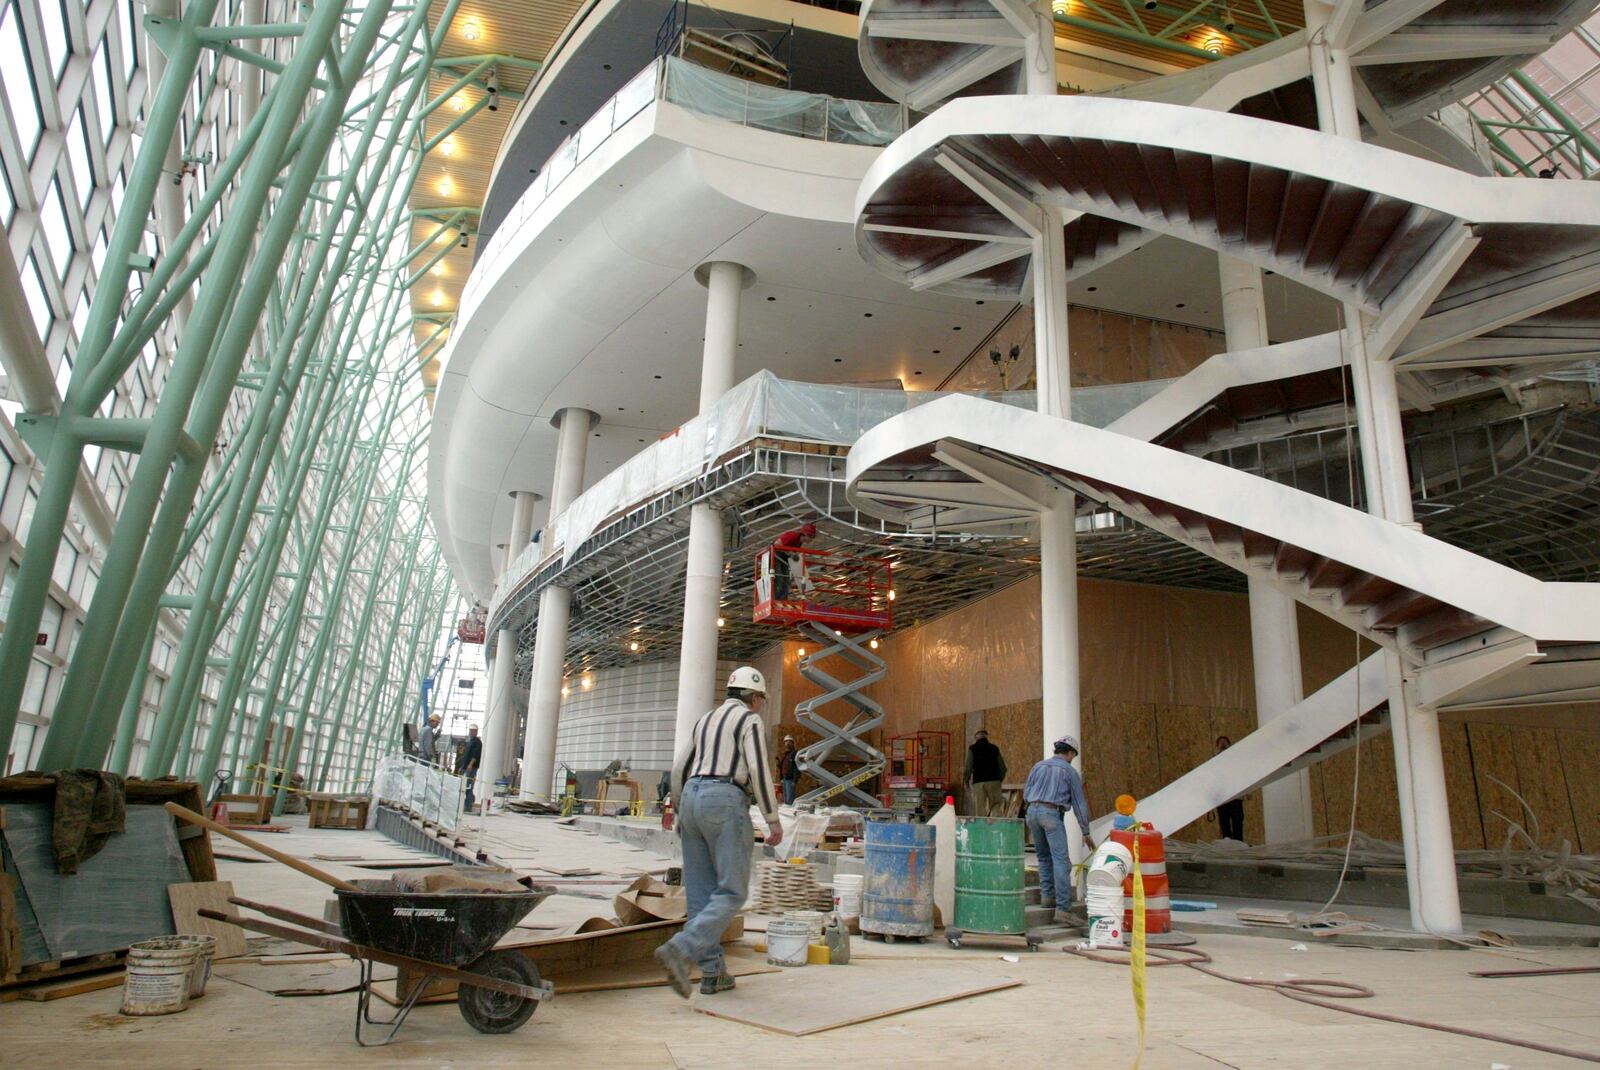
left=655, top=666, right=784, bottom=998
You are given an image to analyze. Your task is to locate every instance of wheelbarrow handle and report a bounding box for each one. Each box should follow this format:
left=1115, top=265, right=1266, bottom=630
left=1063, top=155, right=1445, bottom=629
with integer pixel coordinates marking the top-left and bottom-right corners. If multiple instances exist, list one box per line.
left=165, top=801, right=362, bottom=892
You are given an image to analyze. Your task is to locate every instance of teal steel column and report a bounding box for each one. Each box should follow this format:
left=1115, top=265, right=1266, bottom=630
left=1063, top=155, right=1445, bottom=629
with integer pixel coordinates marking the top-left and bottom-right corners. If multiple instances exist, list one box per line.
left=0, top=0, right=225, bottom=756
left=38, top=0, right=388, bottom=772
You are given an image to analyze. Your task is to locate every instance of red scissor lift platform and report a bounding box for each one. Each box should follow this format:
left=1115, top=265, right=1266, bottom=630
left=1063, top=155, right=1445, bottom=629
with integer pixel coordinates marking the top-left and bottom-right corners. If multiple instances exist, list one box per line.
left=753, top=542, right=893, bottom=809
left=753, top=545, right=893, bottom=631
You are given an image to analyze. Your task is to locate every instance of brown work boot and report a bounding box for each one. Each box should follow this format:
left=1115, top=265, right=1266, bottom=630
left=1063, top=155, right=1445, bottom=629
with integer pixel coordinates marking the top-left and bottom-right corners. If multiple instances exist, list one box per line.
left=699, top=972, right=736, bottom=995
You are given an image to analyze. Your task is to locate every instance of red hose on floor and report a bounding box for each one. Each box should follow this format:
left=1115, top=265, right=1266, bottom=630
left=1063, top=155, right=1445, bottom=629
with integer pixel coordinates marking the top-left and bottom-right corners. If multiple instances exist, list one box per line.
left=1066, top=944, right=1600, bottom=1065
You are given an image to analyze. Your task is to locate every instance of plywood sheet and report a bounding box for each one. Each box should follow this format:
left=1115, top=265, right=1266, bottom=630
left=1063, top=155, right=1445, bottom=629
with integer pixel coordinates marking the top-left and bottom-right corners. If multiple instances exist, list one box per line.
left=1154, top=704, right=1214, bottom=840
left=1557, top=728, right=1600, bottom=854
left=213, top=960, right=364, bottom=996
left=1438, top=719, right=1485, bottom=851
left=168, top=881, right=248, bottom=960
left=692, top=963, right=1023, bottom=1036
left=1512, top=726, right=1581, bottom=849
left=1469, top=722, right=1524, bottom=850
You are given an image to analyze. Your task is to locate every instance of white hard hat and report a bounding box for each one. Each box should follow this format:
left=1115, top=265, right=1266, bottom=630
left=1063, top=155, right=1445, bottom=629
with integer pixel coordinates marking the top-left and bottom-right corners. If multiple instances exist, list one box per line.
left=1054, top=734, right=1081, bottom=755
left=727, top=666, right=767, bottom=694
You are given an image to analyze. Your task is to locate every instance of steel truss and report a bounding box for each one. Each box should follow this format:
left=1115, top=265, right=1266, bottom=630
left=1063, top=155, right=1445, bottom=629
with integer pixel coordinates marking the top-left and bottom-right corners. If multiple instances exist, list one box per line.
left=0, top=0, right=467, bottom=792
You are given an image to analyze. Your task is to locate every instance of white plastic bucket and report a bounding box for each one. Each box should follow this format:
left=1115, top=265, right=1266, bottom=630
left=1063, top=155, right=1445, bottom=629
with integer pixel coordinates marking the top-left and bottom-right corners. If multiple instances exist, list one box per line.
left=832, top=874, right=864, bottom=917
left=767, top=918, right=813, bottom=967
left=122, top=938, right=200, bottom=1016
left=1087, top=915, right=1125, bottom=948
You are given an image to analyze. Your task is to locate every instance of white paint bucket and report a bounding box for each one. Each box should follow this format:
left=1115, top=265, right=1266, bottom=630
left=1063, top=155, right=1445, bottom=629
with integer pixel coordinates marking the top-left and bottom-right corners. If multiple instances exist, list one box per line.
left=766, top=918, right=813, bottom=967
left=122, top=938, right=200, bottom=1016
left=182, top=935, right=217, bottom=998
left=832, top=874, right=864, bottom=917
left=784, top=909, right=825, bottom=943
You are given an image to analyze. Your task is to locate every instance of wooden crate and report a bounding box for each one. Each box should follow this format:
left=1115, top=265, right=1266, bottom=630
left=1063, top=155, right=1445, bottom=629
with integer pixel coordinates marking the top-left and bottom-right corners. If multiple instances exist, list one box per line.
left=305, top=793, right=371, bottom=830
left=215, top=793, right=275, bottom=825
left=0, top=776, right=215, bottom=986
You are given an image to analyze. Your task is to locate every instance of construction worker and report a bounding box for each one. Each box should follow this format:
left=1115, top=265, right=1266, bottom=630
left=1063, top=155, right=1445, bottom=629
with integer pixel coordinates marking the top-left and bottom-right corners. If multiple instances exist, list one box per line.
left=418, top=713, right=442, bottom=764
left=1023, top=735, right=1093, bottom=922
left=771, top=522, right=817, bottom=601
left=657, top=666, right=783, bottom=998
left=777, top=734, right=800, bottom=805
left=963, top=729, right=1007, bottom=816
left=461, top=724, right=483, bottom=812
left=1214, top=735, right=1246, bottom=842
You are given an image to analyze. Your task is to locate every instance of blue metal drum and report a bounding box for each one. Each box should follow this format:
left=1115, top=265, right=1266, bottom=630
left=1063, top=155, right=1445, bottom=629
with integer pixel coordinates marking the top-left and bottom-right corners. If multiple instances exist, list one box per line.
left=861, top=819, right=936, bottom=939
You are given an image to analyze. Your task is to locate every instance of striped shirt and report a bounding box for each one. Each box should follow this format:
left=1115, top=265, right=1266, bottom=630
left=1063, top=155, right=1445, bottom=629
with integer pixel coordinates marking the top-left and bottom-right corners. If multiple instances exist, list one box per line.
left=672, top=699, right=781, bottom=823
left=1023, top=756, right=1091, bottom=837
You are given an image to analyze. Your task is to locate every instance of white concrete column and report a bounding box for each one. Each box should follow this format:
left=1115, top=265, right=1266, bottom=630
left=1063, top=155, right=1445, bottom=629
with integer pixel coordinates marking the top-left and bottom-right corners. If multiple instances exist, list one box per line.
left=1220, top=254, right=1315, bottom=843
left=1025, top=0, right=1058, bottom=96
left=1032, top=216, right=1083, bottom=861
left=477, top=628, right=516, bottom=810
left=519, top=407, right=596, bottom=801
left=673, top=261, right=753, bottom=751
left=508, top=490, right=541, bottom=557
left=1304, top=0, right=1461, bottom=932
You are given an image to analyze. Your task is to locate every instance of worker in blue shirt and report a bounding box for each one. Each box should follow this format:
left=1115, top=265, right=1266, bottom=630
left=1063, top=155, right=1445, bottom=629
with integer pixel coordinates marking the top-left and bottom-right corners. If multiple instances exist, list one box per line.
left=1023, top=735, right=1094, bottom=923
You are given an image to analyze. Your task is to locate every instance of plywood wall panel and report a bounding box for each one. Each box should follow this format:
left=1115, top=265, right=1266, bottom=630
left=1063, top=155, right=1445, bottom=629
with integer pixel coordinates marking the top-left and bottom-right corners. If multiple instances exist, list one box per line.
left=1510, top=727, right=1581, bottom=850
left=1438, top=719, right=1486, bottom=851
left=1468, top=722, right=1525, bottom=851
left=1557, top=729, right=1600, bottom=854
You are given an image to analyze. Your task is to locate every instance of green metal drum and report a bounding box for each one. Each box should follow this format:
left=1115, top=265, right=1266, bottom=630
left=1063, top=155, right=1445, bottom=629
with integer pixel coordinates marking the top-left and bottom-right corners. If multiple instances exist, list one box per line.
left=953, top=817, right=1026, bottom=934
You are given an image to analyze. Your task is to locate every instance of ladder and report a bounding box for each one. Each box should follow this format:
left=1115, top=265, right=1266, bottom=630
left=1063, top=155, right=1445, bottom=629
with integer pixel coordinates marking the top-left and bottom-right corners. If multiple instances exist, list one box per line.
left=793, top=620, right=887, bottom=809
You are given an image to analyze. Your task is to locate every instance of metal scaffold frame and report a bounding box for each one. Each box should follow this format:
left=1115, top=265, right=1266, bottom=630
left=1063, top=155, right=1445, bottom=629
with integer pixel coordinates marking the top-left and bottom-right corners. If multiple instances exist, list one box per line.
left=0, top=0, right=469, bottom=789
left=792, top=620, right=888, bottom=809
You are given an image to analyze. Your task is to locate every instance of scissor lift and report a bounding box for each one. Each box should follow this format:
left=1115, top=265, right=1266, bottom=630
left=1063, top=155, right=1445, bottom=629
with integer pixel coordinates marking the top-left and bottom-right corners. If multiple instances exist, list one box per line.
left=754, top=542, right=893, bottom=808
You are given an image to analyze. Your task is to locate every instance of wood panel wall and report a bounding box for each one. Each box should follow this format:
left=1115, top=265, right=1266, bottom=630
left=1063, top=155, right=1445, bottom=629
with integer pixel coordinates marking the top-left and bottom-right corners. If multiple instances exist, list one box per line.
left=761, top=567, right=1600, bottom=853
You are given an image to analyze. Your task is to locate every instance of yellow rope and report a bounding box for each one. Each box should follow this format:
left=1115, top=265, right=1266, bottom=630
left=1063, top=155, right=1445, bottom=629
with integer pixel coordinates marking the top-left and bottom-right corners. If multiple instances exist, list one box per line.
left=1130, top=825, right=1148, bottom=1070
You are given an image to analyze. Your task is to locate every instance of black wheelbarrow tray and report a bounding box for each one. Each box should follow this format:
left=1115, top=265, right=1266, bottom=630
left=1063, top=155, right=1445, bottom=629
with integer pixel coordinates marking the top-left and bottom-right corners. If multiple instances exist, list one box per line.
left=200, top=882, right=557, bottom=1046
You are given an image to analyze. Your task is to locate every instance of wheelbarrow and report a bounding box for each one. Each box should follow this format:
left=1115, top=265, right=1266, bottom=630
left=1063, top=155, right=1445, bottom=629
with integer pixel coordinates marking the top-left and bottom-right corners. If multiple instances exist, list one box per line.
left=200, top=886, right=556, bottom=1045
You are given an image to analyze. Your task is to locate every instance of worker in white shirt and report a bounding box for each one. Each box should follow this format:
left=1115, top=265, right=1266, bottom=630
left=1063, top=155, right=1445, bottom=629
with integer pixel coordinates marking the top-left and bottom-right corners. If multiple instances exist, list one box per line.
left=656, top=667, right=783, bottom=998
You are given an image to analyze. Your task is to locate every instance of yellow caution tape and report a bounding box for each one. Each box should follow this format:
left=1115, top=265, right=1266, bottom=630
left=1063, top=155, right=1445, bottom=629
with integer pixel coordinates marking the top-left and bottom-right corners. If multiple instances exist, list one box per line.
left=1130, top=824, right=1147, bottom=1070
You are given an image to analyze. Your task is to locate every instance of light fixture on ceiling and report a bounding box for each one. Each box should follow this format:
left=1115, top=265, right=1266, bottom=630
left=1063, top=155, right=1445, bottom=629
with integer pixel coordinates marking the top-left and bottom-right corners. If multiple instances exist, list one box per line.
left=581, top=674, right=593, bottom=690
left=461, top=20, right=481, bottom=41
left=888, top=589, right=896, bottom=601
left=716, top=616, right=726, bottom=628
left=1051, top=0, right=1069, bottom=11
left=430, top=289, right=445, bottom=307
left=629, top=640, right=640, bottom=652
left=869, top=638, right=880, bottom=650
left=437, top=175, right=454, bottom=196
left=796, top=647, right=805, bottom=658
left=1201, top=31, right=1225, bottom=54
left=451, top=93, right=467, bottom=112
left=561, top=685, right=570, bottom=697
left=431, top=263, right=445, bottom=277
left=486, top=69, right=499, bottom=112
left=440, top=138, right=456, bottom=157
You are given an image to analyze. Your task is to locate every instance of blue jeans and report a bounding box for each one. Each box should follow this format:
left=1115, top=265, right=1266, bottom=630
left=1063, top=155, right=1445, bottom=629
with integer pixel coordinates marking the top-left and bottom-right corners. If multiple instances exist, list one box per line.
left=782, top=778, right=797, bottom=805
left=1027, top=803, right=1074, bottom=908
left=666, top=779, right=752, bottom=975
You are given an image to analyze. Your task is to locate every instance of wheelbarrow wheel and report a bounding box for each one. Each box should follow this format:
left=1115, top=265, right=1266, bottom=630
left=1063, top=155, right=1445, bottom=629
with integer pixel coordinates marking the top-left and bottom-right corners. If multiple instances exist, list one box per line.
left=458, top=951, right=540, bottom=1034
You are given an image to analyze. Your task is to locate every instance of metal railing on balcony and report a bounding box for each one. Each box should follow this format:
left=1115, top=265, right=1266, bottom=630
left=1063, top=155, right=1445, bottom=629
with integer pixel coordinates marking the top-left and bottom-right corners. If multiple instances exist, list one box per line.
left=452, top=58, right=905, bottom=344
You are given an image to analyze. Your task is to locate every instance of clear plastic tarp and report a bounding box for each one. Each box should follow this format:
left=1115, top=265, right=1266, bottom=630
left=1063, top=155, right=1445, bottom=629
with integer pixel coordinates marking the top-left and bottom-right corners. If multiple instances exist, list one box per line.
left=660, top=57, right=903, bottom=146
left=372, top=754, right=466, bottom=831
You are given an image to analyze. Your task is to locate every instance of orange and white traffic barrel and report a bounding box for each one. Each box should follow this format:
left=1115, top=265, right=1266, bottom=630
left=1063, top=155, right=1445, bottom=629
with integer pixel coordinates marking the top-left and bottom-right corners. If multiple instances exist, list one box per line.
left=1110, top=824, right=1171, bottom=934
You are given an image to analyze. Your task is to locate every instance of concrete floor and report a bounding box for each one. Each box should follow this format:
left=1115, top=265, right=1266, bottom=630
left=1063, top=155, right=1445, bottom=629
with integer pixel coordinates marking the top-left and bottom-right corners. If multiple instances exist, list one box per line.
left=5, top=812, right=1600, bottom=1068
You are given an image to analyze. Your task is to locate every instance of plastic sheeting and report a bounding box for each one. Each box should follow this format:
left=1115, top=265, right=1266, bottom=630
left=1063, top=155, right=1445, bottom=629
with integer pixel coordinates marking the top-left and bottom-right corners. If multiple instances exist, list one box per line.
left=372, top=755, right=466, bottom=831
left=660, top=57, right=903, bottom=146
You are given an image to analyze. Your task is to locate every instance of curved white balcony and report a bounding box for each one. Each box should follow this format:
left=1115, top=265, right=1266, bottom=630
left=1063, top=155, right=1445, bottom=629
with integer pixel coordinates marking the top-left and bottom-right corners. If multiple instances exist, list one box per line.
left=429, top=57, right=1012, bottom=602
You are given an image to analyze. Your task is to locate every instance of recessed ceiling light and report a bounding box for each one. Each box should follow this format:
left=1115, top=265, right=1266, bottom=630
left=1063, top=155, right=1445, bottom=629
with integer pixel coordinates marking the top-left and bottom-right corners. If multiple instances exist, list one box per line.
left=440, top=138, right=456, bottom=157
left=461, top=20, right=481, bottom=41
left=437, top=175, right=454, bottom=196
left=430, top=289, right=445, bottom=307
left=452, top=94, right=467, bottom=112
left=431, top=263, right=444, bottom=277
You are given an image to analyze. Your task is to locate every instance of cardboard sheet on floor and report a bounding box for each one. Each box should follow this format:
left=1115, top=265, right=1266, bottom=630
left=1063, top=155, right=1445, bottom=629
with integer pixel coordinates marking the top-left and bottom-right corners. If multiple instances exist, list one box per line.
left=213, top=960, right=372, bottom=996
left=692, top=964, right=1023, bottom=1035
left=556, top=948, right=777, bottom=993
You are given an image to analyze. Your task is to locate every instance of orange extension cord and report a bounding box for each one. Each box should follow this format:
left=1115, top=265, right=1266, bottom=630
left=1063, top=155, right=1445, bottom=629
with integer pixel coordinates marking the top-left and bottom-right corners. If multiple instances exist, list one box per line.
left=1065, top=943, right=1600, bottom=1065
